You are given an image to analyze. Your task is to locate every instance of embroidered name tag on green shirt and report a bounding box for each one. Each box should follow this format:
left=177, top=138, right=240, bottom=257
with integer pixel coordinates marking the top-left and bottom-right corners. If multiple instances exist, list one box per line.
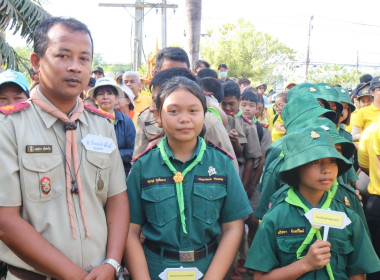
left=141, top=176, right=175, bottom=188
left=194, top=175, right=227, bottom=185
left=276, top=227, right=307, bottom=236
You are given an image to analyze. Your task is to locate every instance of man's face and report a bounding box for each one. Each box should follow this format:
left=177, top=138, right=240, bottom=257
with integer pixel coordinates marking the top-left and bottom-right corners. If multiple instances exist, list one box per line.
left=149, top=86, right=159, bottom=112
left=0, top=84, right=28, bottom=106
left=123, top=75, right=142, bottom=97
left=31, top=24, right=92, bottom=102
left=92, top=71, right=104, bottom=80
left=221, top=96, right=240, bottom=114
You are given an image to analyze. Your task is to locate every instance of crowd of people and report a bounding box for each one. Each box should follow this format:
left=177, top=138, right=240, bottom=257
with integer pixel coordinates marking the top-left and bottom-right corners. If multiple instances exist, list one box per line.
left=0, top=16, right=380, bottom=280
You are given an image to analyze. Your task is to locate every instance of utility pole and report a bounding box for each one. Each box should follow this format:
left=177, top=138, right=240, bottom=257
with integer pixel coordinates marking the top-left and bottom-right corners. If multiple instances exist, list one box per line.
left=99, top=1, right=178, bottom=70
left=305, top=15, right=314, bottom=82
left=161, top=0, right=167, bottom=49
left=356, top=49, right=359, bottom=70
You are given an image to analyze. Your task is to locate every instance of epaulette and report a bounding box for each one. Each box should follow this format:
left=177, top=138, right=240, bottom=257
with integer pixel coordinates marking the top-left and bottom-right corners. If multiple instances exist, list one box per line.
left=84, top=105, right=115, bottom=120
left=148, top=132, right=165, bottom=143
left=0, top=102, right=30, bottom=115
left=207, top=140, right=234, bottom=159
left=241, top=115, right=253, bottom=125
left=138, top=106, right=150, bottom=117
left=223, top=110, right=235, bottom=116
left=132, top=143, right=157, bottom=162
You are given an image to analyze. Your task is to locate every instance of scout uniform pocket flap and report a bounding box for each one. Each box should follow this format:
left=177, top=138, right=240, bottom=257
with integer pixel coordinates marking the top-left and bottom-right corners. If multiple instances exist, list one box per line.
left=193, top=184, right=227, bottom=201
left=141, top=187, right=176, bottom=203
left=329, top=237, right=354, bottom=255
left=22, top=154, right=62, bottom=172
left=86, top=151, right=111, bottom=169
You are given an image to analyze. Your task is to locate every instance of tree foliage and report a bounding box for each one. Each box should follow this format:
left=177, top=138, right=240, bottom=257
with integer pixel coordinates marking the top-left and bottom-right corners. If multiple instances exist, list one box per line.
left=201, top=19, right=296, bottom=87
left=0, top=0, right=50, bottom=70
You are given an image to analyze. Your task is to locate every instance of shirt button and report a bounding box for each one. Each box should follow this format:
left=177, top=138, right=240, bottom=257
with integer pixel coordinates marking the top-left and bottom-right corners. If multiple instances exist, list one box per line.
left=209, top=194, right=213, bottom=199
left=155, top=196, right=160, bottom=201
left=101, top=160, right=105, bottom=165
left=40, top=163, right=46, bottom=168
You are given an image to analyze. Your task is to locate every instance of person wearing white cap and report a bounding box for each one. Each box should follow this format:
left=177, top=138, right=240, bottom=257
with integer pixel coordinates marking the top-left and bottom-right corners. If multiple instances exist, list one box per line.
left=0, top=69, right=30, bottom=106
left=88, top=77, right=136, bottom=176
left=115, top=85, right=135, bottom=119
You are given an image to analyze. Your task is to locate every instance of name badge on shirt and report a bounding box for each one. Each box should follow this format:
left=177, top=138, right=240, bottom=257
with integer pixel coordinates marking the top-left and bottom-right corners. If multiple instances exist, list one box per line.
left=26, top=145, right=52, bottom=153
left=276, top=227, right=306, bottom=237
left=81, top=134, right=116, bottom=154
left=159, top=267, right=202, bottom=280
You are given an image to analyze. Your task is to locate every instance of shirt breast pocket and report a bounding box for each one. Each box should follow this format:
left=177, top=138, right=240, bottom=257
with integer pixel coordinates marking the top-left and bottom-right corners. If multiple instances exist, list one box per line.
left=276, top=236, right=305, bottom=267
left=329, top=237, right=354, bottom=273
left=22, top=154, right=64, bottom=202
left=86, top=151, right=112, bottom=195
left=141, top=185, right=177, bottom=226
left=193, top=183, right=227, bottom=224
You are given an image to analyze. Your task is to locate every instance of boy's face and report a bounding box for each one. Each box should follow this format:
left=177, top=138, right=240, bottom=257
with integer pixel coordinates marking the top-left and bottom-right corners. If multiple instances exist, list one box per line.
left=358, top=95, right=372, bottom=108
left=0, top=84, right=28, bottom=106
left=222, top=96, right=240, bottom=114
left=240, top=100, right=257, bottom=120
left=298, top=158, right=338, bottom=195
left=256, top=102, right=264, bottom=118
left=339, top=102, right=349, bottom=123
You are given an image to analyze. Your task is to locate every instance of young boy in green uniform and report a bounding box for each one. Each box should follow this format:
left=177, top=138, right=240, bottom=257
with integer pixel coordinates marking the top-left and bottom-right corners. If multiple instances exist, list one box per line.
left=125, top=77, right=252, bottom=280
left=245, top=126, right=380, bottom=279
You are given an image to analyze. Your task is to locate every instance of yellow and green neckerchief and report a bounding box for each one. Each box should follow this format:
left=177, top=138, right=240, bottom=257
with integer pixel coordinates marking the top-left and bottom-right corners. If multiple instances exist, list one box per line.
left=285, top=181, right=338, bottom=280
left=157, top=136, right=206, bottom=234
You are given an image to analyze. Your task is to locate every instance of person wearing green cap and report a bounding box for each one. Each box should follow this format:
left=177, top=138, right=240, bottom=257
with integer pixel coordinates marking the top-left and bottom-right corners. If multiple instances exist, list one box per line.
left=124, top=77, right=252, bottom=280
left=245, top=126, right=380, bottom=280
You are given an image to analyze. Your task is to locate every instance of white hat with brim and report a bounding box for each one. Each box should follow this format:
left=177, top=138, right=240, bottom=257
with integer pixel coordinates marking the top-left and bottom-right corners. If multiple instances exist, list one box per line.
left=119, top=85, right=135, bottom=108
left=87, top=77, right=123, bottom=98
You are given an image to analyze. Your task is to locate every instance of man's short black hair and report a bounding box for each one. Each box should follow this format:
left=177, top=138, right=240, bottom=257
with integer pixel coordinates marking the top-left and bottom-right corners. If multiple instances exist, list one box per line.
left=201, top=77, right=223, bottom=103
left=149, top=67, right=199, bottom=92
left=241, top=91, right=258, bottom=103
left=195, top=60, right=210, bottom=70
left=237, top=78, right=251, bottom=86
left=218, top=64, right=228, bottom=70
left=34, top=17, right=94, bottom=58
left=197, top=68, right=218, bottom=79
left=223, top=81, right=240, bottom=99
left=155, top=47, right=190, bottom=71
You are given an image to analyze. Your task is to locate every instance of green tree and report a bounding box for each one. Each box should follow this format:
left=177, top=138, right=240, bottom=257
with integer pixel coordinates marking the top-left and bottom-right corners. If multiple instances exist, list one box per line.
left=0, top=0, right=50, bottom=71
left=201, top=19, right=296, bottom=87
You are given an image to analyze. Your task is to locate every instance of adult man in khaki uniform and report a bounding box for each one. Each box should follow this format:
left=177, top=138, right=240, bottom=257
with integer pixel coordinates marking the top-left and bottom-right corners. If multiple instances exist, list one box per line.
left=0, top=17, right=129, bottom=280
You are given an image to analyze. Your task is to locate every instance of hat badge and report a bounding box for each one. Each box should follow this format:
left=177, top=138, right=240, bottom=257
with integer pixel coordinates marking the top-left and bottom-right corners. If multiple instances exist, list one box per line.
left=320, top=125, right=329, bottom=131
left=310, top=87, right=317, bottom=92
left=311, top=131, right=320, bottom=139
left=325, top=86, right=331, bottom=90
left=341, top=89, right=345, bottom=93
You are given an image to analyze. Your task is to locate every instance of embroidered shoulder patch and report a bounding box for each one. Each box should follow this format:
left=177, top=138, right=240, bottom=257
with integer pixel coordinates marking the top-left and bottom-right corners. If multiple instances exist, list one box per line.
left=84, top=105, right=115, bottom=120
left=0, top=102, right=30, bottom=115
left=138, top=106, right=150, bottom=117
left=276, top=227, right=306, bottom=237
left=132, top=143, right=157, bottom=162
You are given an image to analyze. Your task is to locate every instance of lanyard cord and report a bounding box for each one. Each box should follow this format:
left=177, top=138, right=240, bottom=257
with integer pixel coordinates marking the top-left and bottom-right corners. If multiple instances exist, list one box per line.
left=285, top=181, right=338, bottom=280
left=157, top=137, right=207, bottom=234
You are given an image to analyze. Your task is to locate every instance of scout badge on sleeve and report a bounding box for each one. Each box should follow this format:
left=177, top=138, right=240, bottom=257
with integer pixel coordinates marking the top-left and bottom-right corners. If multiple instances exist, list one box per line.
left=41, top=177, right=51, bottom=194
left=304, top=208, right=351, bottom=241
left=159, top=267, right=203, bottom=280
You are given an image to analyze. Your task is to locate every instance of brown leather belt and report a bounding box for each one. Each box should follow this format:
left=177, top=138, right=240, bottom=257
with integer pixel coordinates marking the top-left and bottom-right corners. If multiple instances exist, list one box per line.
left=8, top=265, right=57, bottom=280
left=144, top=238, right=218, bottom=262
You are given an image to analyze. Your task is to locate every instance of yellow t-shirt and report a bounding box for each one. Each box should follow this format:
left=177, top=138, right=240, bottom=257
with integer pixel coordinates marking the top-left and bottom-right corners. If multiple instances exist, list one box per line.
left=267, top=106, right=277, bottom=132
left=345, top=110, right=357, bottom=133
left=358, top=121, right=380, bottom=195
left=271, top=114, right=285, bottom=142
left=132, top=93, right=152, bottom=125
left=353, top=103, right=380, bottom=132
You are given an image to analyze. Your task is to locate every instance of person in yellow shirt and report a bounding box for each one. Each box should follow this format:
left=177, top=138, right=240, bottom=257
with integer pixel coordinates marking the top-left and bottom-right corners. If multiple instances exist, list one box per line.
left=271, top=92, right=287, bottom=142
left=346, top=87, right=372, bottom=133
left=352, top=76, right=380, bottom=141
left=122, top=71, right=152, bottom=125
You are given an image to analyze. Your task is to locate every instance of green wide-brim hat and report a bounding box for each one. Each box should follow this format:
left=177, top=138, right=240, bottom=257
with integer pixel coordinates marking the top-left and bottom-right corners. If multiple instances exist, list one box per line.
left=317, top=83, right=344, bottom=112
left=333, top=87, right=356, bottom=113
left=279, top=126, right=352, bottom=183
left=283, top=93, right=336, bottom=130
left=287, top=117, right=355, bottom=160
left=287, top=83, right=330, bottom=109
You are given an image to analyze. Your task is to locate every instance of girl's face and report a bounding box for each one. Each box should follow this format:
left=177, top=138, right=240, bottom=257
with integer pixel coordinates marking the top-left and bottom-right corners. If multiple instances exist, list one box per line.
left=298, top=158, right=338, bottom=194
left=240, top=100, right=257, bottom=120
left=339, top=102, right=349, bottom=123
left=358, top=95, right=372, bottom=108
left=155, top=88, right=204, bottom=144
left=255, top=102, right=264, bottom=118
left=328, top=101, right=337, bottom=112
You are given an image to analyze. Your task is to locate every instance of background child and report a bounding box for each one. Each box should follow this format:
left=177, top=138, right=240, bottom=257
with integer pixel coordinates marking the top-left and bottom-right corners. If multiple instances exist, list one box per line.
left=245, top=126, right=380, bottom=280
left=125, top=76, right=252, bottom=280
left=271, top=92, right=287, bottom=142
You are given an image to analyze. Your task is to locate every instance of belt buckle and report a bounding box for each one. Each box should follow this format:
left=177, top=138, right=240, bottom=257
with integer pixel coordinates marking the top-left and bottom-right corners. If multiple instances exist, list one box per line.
left=179, top=250, right=195, bottom=262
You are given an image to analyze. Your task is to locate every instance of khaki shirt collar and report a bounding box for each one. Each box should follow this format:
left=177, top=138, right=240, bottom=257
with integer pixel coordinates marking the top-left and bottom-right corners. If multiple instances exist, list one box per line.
left=33, top=87, right=88, bottom=128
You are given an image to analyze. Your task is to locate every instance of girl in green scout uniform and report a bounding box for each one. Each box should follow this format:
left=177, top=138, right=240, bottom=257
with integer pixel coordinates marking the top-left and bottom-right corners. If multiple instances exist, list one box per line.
left=245, top=126, right=380, bottom=280
left=124, top=76, right=252, bottom=280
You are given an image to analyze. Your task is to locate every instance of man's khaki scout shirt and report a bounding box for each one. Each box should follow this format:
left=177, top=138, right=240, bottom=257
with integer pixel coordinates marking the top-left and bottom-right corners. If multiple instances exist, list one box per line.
left=0, top=95, right=127, bottom=274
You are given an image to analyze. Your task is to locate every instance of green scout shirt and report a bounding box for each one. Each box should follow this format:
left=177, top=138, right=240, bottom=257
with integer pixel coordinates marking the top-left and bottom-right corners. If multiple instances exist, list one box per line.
left=246, top=188, right=380, bottom=279
left=338, top=125, right=358, bottom=184
left=127, top=137, right=253, bottom=250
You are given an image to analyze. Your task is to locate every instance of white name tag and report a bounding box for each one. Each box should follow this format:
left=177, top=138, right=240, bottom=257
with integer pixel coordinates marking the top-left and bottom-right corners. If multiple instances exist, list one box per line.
left=81, top=134, right=116, bottom=154
left=159, top=267, right=203, bottom=280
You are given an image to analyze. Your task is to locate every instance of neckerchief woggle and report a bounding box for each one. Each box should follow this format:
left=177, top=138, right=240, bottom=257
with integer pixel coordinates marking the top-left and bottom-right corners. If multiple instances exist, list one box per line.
left=285, top=181, right=338, bottom=280
left=158, top=136, right=207, bottom=234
